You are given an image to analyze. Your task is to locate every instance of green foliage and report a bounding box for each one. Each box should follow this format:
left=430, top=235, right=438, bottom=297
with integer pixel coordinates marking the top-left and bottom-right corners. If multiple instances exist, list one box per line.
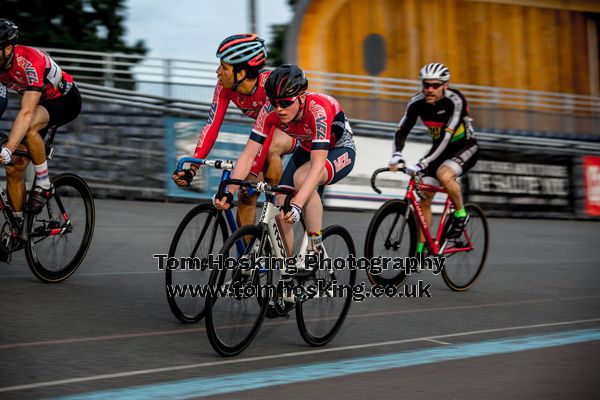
left=0, top=0, right=146, bottom=55
left=266, top=0, right=297, bottom=67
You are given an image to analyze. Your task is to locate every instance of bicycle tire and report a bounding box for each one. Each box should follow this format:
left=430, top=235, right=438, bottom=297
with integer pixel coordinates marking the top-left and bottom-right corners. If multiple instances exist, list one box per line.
left=296, top=225, right=356, bottom=346
left=166, top=204, right=228, bottom=323
left=364, top=199, right=417, bottom=287
left=25, top=173, right=95, bottom=283
left=441, top=203, right=489, bottom=291
left=205, top=224, right=271, bottom=356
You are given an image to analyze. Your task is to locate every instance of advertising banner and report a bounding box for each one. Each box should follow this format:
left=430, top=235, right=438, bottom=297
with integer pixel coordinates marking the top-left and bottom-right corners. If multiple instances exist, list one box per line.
left=583, top=155, right=600, bottom=217
left=464, top=150, right=573, bottom=215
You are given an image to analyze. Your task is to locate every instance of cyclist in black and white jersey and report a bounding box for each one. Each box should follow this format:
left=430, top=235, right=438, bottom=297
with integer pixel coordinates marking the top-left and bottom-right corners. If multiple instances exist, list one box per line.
left=389, top=63, right=479, bottom=249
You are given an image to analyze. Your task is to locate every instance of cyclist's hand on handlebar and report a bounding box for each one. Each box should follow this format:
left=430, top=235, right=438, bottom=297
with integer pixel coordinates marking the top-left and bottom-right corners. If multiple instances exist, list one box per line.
left=405, top=162, right=425, bottom=177
left=281, top=203, right=302, bottom=224
left=212, top=192, right=234, bottom=210
left=0, top=147, right=12, bottom=165
left=388, top=151, right=404, bottom=171
left=172, top=168, right=195, bottom=186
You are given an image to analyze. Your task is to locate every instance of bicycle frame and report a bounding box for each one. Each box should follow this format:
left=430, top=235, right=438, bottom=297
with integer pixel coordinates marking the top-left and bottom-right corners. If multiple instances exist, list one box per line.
left=406, top=176, right=475, bottom=256
left=256, top=198, right=310, bottom=274
left=370, top=166, right=475, bottom=257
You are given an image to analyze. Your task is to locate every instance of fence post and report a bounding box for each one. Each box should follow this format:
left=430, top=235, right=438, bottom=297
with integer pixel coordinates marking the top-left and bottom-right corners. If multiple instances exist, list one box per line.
left=103, top=54, right=114, bottom=88
left=164, top=59, right=173, bottom=99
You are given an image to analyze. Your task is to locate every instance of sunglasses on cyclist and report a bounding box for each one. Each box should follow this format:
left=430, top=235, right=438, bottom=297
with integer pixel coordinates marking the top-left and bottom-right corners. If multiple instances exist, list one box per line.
left=422, top=82, right=444, bottom=89
left=270, top=96, right=297, bottom=109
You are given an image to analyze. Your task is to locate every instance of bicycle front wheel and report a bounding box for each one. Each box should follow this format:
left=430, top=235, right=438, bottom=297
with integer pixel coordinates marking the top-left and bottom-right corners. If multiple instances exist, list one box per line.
left=25, top=173, right=95, bottom=283
left=166, top=204, right=228, bottom=323
left=296, top=225, right=356, bottom=347
left=441, top=204, right=489, bottom=291
left=205, top=225, right=271, bottom=356
left=364, top=199, right=417, bottom=287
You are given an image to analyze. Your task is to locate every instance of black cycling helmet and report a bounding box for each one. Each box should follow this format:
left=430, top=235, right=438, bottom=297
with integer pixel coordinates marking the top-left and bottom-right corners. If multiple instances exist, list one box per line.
left=0, top=19, right=18, bottom=46
left=265, top=64, right=308, bottom=99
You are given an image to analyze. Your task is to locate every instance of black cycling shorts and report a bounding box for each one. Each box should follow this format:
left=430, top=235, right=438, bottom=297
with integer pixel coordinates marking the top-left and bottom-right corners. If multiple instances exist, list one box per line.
left=39, top=84, right=82, bottom=137
left=423, top=142, right=479, bottom=178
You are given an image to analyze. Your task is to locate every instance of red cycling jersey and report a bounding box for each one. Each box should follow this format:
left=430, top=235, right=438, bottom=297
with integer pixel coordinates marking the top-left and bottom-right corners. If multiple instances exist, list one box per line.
left=0, top=45, right=75, bottom=101
left=193, top=70, right=271, bottom=158
left=250, top=92, right=345, bottom=152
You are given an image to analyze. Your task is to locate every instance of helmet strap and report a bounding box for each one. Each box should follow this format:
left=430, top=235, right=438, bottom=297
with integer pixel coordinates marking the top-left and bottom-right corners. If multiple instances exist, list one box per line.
left=292, top=96, right=304, bottom=122
left=231, top=65, right=247, bottom=92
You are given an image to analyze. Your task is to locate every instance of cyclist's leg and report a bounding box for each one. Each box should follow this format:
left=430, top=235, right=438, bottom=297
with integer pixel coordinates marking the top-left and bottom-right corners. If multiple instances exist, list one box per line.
left=5, top=148, right=29, bottom=213
left=236, top=172, right=260, bottom=228
left=6, top=104, right=49, bottom=213
left=437, top=143, right=479, bottom=210
left=437, top=143, right=479, bottom=237
left=275, top=149, right=308, bottom=255
left=25, top=85, right=82, bottom=212
left=418, top=189, right=435, bottom=246
left=295, top=147, right=356, bottom=236
left=263, top=128, right=294, bottom=185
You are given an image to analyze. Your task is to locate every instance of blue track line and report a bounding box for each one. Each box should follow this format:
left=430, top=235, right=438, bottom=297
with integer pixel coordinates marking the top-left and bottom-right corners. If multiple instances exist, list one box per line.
left=52, top=328, right=600, bottom=400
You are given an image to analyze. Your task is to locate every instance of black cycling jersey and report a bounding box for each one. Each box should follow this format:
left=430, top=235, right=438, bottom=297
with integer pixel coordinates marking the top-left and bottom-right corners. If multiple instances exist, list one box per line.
left=394, top=88, right=477, bottom=167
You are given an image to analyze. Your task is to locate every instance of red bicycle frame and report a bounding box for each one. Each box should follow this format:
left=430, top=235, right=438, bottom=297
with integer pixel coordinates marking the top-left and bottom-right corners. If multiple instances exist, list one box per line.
left=404, top=176, right=474, bottom=256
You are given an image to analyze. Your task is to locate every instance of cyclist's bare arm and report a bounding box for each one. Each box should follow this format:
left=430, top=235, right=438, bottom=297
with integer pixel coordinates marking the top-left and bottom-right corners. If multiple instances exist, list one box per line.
left=6, top=90, right=42, bottom=152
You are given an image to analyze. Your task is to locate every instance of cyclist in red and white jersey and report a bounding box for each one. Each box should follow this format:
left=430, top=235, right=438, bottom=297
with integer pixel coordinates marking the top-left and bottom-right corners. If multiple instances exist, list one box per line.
left=215, top=64, right=356, bottom=254
left=172, top=34, right=295, bottom=228
left=0, top=19, right=82, bottom=216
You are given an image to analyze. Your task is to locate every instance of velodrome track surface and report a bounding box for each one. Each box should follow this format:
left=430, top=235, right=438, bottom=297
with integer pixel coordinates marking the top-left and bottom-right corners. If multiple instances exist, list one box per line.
left=1, top=199, right=599, bottom=399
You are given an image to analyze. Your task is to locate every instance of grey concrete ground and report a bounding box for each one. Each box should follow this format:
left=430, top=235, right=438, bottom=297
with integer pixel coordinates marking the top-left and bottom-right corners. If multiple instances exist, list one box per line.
left=0, top=199, right=599, bottom=399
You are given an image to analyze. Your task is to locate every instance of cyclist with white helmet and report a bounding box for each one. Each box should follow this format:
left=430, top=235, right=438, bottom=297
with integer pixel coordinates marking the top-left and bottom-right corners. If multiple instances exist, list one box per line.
left=172, top=34, right=295, bottom=228
left=389, top=63, right=479, bottom=249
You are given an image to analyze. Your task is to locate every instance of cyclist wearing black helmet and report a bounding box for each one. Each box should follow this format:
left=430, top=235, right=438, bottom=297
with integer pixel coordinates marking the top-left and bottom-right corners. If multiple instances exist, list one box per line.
left=172, top=34, right=295, bottom=228
left=215, top=64, right=356, bottom=254
left=0, top=18, right=82, bottom=217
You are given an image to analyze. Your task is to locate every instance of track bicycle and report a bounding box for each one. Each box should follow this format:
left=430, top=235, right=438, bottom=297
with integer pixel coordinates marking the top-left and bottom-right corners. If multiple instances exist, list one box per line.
left=0, top=127, right=95, bottom=282
left=364, top=166, right=488, bottom=291
left=205, top=178, right=356, bottom=356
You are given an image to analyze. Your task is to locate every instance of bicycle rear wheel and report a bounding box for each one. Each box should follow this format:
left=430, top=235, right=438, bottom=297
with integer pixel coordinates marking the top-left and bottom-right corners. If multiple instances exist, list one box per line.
left=364, top=200, right=417, bottom=287
left=205, top=225, right=271, bottom=356
left=166, top=204, right=228, bottom=323
left=296, top=225, right=356, bottom=346
left=441, top=204, right=489, bottom=291
left=25, top=173, right=95, bottom=283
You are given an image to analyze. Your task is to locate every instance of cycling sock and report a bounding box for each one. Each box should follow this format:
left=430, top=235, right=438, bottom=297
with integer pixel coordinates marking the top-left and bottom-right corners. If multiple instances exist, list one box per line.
left=33, top=162, right=51, bottom=189
left=14, top=211, right=22, bottom=219
left=416, top=242, right=425, bottom=253
left=308, top=231, right=323, bottom=251
left=454, top=208, right=467, bottom=218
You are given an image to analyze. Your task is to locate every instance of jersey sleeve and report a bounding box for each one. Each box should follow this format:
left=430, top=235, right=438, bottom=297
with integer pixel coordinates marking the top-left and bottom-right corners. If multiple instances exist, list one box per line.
left=308, top=99, right=332, bottom=151
left=249, top=103, right=274, bottom=145
left=444, top=91, right=465, bottom=134
left=192, top=83, right=230, bottom=159
left=394, top=100, right=419, bottom=153
left=22, top=52, right=45, bottom=92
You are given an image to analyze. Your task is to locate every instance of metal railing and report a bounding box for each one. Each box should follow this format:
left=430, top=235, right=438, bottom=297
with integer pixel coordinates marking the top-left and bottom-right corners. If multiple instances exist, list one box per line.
left=44, top=47, right=600, bottom=116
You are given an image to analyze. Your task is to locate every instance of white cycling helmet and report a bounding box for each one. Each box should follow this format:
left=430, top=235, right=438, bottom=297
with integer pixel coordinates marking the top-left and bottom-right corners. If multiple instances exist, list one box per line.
left=419, top=63, right=450, bottom=82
